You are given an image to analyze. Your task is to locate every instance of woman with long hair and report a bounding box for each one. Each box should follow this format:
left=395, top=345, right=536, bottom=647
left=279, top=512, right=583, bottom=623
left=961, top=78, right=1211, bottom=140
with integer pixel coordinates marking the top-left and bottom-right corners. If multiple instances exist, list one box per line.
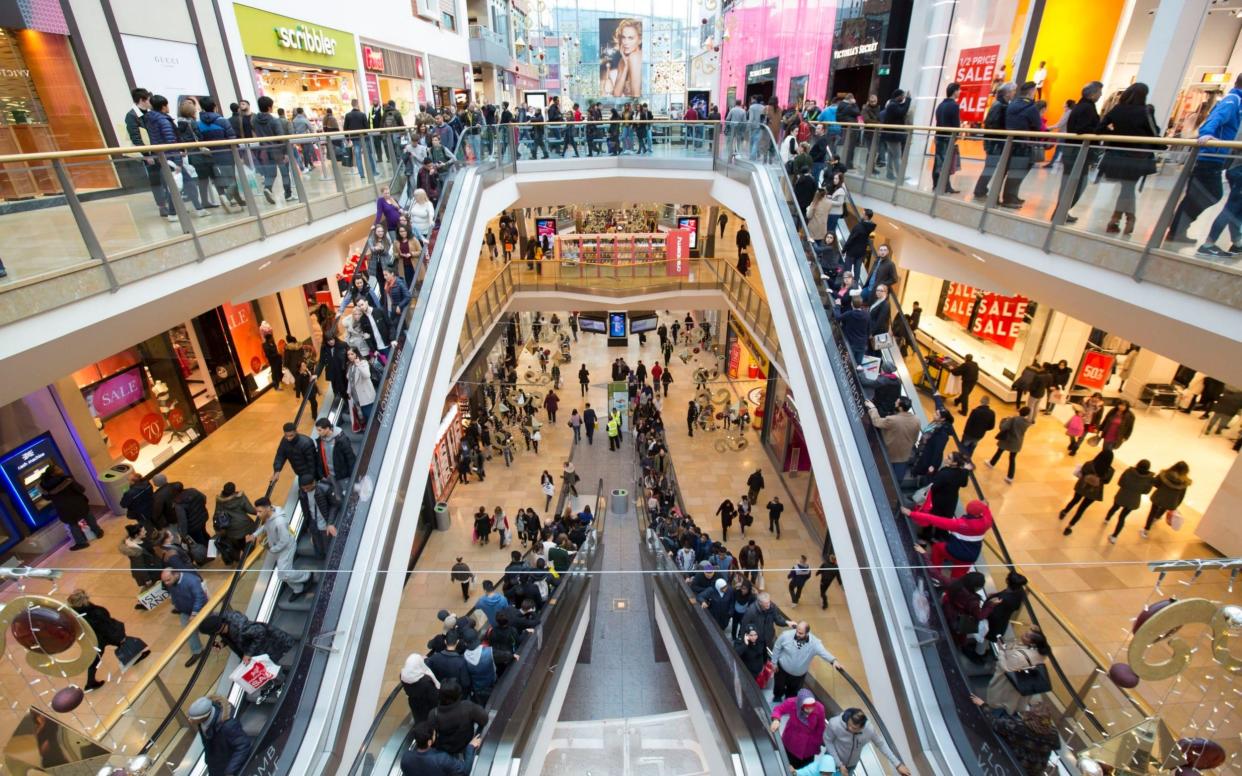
left=1097, top=82, right=1160, bottom=236
left=604, top=19, right=643, bottom=98
left=986, top=628, right=1052, bottom=716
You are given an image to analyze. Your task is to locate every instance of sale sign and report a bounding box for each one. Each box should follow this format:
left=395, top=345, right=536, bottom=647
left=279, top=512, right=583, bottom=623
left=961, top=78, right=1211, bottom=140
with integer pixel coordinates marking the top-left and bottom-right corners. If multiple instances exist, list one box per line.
left=665, top=229, right=691, bottom=277
left=90, top=368, right=144, bottom=417
left=971, top=292, right=1029, bottom=349
left=1075, top=350, right=1115, bottom=391
left=168, top=407, right=187, bottom=430
left=139, top=413, right=165, bottom=444
left=942, top=282, right=978, bottom=327
left=953, top=45, right=1000, bottom=123
left=121, top=439, right=141, bottom=462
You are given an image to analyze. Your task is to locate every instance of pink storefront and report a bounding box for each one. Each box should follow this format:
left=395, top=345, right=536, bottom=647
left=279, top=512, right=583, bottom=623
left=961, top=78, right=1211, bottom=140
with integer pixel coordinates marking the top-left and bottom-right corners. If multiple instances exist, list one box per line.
left=717, top=0, right=837, bottom=110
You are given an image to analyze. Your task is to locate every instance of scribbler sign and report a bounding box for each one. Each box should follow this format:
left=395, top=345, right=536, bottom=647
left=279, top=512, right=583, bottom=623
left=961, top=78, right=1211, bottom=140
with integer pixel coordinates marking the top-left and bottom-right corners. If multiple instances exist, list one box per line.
left=954, top=45, right=1000, bottom=123
left=1076, top=351, right=1115, bottom=391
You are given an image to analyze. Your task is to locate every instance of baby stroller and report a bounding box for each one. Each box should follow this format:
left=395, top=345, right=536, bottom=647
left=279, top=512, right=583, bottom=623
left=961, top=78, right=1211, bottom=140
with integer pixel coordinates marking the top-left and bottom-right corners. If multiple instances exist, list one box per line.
left=558, top=335, right=572, bottom=364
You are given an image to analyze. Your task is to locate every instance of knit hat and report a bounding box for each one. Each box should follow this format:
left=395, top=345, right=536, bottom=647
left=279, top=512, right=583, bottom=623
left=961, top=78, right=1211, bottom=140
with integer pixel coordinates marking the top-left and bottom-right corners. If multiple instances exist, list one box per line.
left=187, top=697, right=214, bottom=720
left=965, top=500, right=988, bottom=517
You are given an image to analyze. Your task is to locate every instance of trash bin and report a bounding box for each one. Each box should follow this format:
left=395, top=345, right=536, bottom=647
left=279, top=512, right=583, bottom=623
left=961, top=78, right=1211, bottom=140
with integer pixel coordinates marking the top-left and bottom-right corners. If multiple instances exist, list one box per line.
left=98, top=463, right=133, bottom=516
left=610, top=488, right=628, bottom=516
left=434, top=501, right=451, bottom=531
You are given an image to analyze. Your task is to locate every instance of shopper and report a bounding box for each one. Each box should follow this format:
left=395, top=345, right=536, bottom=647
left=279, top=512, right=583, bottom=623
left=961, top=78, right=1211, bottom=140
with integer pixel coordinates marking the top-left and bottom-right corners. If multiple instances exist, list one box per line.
left=823, top=709, right=911, bottom=776
left=933, top=82, right=962, bottom=192
left=942, top=572, right=1002, bottom=660
left=252, top=95, right=293, bottom=203
left=561, top=461, right=579, bottom=498
left=1057, top=81, right=1103, bottom=219
left=39, top=465, right=102, bottom=551
left=1065, top=405, right=1087, bottom=455
left=1097, top=83, right=1160, bottom=236
left=1140, top=461, right=1191, bottom=539
left=987, top=406, right=1033, bottom=483
left=766, top=496, right=785, bottom=538
left=161, top=567, right=207, bottom=666
left=1167, top=73, right=1242, bottom=244
left=817, top=555, right=840, bottom=610
left=1106, top=460, right=1156, bottom=543
left=1060, top=449, right=1115, bottom=534
left=429, top=679, right=488, bottom=763
left=788, top=555, right=812, bottom=606
left=142, top=94, right=189, bottom=219
left=213, top=482, right=257, bottom=565
left=986, top=628, right=1052, bottom=715
left=903, top=499, right=993, bottom=584
left=770, top=622, right=840, bottom=702
left=769, top=689, right=828, bottom=769
left=985, top=570, right=1029, bottom=644
left=251, top=497, right=314, bottom=600
left=198, top=608, right=295, bottom=663
left=866, top=397, right=920, bottom=480
left=697, top=578, right=735, bottom=629
left=348, top=347, right=378, bottom=424
left=271, top=421, right=321, bottom=485
left=959, top=396, right=996, bottom=456
left=950, top=354, right=980, bottom=415
left=187, top=696, right=251, bottom=776
left=1096, top=400, right=1135, bottom=451
left=68, top=589, right=148, bottom=690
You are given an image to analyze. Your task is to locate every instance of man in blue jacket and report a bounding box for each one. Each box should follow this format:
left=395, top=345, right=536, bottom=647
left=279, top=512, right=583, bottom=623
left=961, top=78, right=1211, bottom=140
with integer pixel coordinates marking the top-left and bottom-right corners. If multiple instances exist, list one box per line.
left=933, top=82, right=962, bottom=192
left=1167, top=74, right=1242, bottom=243
left=833, top=295, right=870, bottom=366
left=402, top=721, right=478, bottom=775
left=162, top=567, right=207, bottom=666
left=187, top=696, right=251, bottom=776
left=1000, top=81, right=1041, bottom=207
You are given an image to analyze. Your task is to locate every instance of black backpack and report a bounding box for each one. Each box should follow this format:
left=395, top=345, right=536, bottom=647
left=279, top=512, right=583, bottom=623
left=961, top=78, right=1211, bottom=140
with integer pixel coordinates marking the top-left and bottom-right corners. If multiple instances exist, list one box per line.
left=212, top=506, right=231, bottom=533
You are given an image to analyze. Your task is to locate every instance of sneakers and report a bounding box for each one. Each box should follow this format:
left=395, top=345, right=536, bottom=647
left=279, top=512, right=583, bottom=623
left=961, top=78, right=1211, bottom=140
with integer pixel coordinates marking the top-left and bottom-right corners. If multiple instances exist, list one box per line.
left=1062, top=527, right=1072, bottom=535
left=263, top=188, right=276, bottom=204
left=1003, top=476, right=1013, bottom=484
left=1108, top=535, right=1118, bottom=544
left=1139, top=529, right=1149, bottom=539
left=1197, top=244, right=1234, bottom=258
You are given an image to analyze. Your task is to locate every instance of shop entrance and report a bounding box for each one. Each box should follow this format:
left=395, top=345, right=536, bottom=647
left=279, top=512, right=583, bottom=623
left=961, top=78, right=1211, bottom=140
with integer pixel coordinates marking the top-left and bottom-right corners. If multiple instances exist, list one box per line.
left=744, top=80, right=774, bottom=107
left=831, top=64, right=874, bottom=101
left=251, top=59, right=359, bottom=125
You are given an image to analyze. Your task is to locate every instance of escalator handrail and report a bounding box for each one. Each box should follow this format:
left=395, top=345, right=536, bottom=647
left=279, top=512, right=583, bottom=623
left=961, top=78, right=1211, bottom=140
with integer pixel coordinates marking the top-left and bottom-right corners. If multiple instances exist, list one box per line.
left=723, top=128, right=1030, bottom=774
left=836, top=186, right=1136, bottom=732
left=232, top=159, right=468, bottom=773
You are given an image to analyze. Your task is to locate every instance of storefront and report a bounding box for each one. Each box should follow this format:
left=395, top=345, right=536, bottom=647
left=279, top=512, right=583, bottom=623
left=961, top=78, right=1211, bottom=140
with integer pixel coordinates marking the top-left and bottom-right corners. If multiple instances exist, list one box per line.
left=362, top=43, right=428, bottom=117
left=233, top=5, right=360, bottom=125
left=0, top=21, right=114, bottom=198
left=717, top=0, right=837, bottom=109
left=828, top=0, right=912, bottom=103
left=429, top=54, right=472, bottom=108
left=725, top=312, right=769, bottom=381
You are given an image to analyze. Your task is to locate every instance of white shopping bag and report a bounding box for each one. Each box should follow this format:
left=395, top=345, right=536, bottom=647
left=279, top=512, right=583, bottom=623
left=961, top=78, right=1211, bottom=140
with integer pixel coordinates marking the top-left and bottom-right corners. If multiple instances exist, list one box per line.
left=206, top=538, right=219, bottom=559
left=136, top=582, right=169, bottom=610
left=229, top=654, right=280, bottom=696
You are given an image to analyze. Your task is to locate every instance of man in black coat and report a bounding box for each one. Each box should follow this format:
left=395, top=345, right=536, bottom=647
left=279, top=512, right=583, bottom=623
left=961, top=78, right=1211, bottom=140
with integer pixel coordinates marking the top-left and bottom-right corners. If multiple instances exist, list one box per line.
left=950, top=354, right=981, bottom=415
left=426, top=633, right=473, bottom=694
left=173, top=485, right=211, bottom=546
left=119, top=472, right=154, bottom=528
left=343, top=98, right=374, bottom=178
left=187, top=696, right=251, bottom=776
left=933, top=82, right=962, bottom=192
left=842, top=208, right=876, bottom=278
left=1057, top=81, right=1103, bottom=219
left=973, top=82, right=1015, bottom=200
left=959, top=396, right=996, bottom=456
left=999, top=81, right=1041, bottom=207
left=321, top=332, right=349, bottom=409
left=271, top=422, right=323, bottom=487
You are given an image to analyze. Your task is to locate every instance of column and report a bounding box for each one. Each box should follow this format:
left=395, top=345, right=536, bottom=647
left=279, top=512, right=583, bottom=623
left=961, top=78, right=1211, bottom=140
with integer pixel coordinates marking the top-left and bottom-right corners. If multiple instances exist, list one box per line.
left=903, top=0, right=958, bottom=187
left=1196, top=455, right=1242, bottom=555
left=1136, top=0, right=1210, bottom=124
left=1119, top=348, right=1179, bottom=401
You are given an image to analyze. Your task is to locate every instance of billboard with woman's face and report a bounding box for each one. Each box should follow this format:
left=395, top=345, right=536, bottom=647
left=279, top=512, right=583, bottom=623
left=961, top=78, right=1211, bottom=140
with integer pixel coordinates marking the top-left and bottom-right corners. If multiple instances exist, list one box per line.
left=599, top=18, right=644, bottom=99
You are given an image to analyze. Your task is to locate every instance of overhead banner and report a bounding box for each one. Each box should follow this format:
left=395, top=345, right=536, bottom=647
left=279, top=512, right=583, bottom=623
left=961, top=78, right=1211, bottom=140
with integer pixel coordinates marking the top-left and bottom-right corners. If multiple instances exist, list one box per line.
left=953, top=45, right=1000, bottom=123
left=600, top=18, right=644, bottom=99
left=940, top=281, right=1028, bottom=349
left=1075, top=351, right=1115, bottom=391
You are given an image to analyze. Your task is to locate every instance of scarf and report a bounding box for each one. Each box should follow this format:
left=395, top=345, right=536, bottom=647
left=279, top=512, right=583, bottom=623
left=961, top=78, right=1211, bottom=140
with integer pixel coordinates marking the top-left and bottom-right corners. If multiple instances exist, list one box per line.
left=400, top=653, right=439, bottom=687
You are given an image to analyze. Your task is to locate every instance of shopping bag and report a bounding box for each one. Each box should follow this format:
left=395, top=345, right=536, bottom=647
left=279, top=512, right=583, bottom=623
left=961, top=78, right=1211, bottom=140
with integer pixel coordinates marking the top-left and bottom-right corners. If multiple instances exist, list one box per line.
left=756, top=660, right=775, bottom=688
left=115, top=636, right=148, bottom=669
left=229, top=654, right=281, bottom=696
left=136, top=582, right=169, bottom=610
left=1165, top=510, right=1185, bottom=530
left=282, top=368, right=295, bottom=386
left=206, top=538, right=220, bottom=559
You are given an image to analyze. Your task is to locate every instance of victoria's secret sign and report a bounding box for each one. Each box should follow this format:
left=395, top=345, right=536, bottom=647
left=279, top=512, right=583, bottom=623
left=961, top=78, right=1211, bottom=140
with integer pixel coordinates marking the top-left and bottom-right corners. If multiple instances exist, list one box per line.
left=942, top=281, right=1028, bottom=349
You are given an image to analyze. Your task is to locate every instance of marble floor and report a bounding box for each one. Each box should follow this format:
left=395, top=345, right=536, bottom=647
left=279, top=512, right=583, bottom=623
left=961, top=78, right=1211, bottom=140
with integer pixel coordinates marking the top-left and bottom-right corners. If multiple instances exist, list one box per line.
left=0, top=382, right=316, bottom=751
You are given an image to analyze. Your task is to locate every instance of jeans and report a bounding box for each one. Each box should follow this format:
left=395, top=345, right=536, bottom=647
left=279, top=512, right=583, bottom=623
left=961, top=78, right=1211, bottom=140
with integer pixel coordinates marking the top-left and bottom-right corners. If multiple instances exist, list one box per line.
left=750, top=128, right=763, bottom=160
left=181, top=611, right=204, bottom=655
left=571, top=424, right=581, bottom=442
left=1207, top=411, right=1235, bottom=434
left=788, top=576, right=809, bottom=603
left=145, top=160, right=174, bottom=214
left=351, top=139, right=377, bottom=178
left=882, top=139, right=904, bottom=179
left=989, top=449, right=1017, bottom=479
left=1205, top=166, right=1242, bottom=245
left=1169, top=162, right=1225, bottom=238
left=260, top=158, right=292, bottom=197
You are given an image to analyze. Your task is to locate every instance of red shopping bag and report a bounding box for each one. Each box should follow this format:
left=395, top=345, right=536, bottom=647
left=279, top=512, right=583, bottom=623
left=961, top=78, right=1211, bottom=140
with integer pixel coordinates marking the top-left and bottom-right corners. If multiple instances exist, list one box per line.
left=756, top=661, right=775, bottom=688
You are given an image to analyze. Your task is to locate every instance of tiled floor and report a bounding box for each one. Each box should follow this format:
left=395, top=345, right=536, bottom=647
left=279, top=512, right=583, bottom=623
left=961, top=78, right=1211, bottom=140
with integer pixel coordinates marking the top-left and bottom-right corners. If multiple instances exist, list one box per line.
left=0, top=382, right=317, bottom=750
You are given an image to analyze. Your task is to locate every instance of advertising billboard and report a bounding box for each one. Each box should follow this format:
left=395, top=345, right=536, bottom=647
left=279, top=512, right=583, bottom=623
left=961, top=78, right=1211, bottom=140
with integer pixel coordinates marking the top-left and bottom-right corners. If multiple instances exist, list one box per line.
left=600, top=18, right=644, bottom=99
left=676, top=216, right=699, bottom=249
left=953, top=45, right=1000, bottom=124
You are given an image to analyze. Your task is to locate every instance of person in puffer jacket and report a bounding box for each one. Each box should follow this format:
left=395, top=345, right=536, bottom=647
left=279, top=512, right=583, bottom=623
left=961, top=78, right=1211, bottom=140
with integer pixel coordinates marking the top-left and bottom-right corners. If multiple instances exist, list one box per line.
left=823, top=709, right=910, bottom=775
left=198, top=608, right=295, bottom=662
left=902, top=499, right=994, bottom=584
left=187, top=695, right=251, bottom=776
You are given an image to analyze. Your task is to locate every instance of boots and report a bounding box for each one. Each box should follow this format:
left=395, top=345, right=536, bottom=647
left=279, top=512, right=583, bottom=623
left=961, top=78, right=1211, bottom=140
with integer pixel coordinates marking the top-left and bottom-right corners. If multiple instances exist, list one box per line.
left=1105, top=211, right=1122, bottom=233
left=1122, top=211, right=1136, bottom=236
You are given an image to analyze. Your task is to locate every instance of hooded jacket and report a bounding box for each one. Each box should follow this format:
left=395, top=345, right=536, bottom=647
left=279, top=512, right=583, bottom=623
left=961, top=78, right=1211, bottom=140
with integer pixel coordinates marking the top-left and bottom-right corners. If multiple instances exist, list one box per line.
left=1150, top=468, right=1191, bottom=511
left=823, top=710, right=902, bottom=769
left=1113, top=466, right=1156, bottom=510
left=195, top=697, right=251, bottom=776
left=120, top=480, right=154, bottom=524
left=251, top=111, right=287, bottom=161
left=696, top=580, right=735, bottom=628
left=174, top=487, right=210, bottom=537
left=214, top=492, right=257, bottom=540
left=461, top=643, right=497, bottom=695
left=908, top=500, right=994, bottom=563
left=401, top=654, right=440, bottom=724
left=771, top=690, right=827, bottom=759
left=425, top=640, right=472, bottom=692
left=217, top=608, right=295, bottom=661
left=431, top=697, right=488, bottom=755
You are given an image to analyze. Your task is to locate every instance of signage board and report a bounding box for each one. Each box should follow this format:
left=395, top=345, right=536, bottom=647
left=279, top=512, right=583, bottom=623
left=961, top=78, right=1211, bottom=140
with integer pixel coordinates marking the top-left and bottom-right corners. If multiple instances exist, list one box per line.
left=953, top=45, right=1000, bottom=123
left=665, top=228, right=691, bottom=276
left=362, top=45, right=385, bottom=72
left=233, top=5, right=358, bottom=70
left=1076, top=351, right=1115, bottom=391
left=676, top=216, right=700, bottom=249
left=85, top=367, right=145, bottom=420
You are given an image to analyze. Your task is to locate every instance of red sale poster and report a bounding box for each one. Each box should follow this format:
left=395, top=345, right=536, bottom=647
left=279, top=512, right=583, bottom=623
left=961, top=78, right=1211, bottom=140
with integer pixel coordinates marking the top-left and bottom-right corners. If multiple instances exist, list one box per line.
left=1075, top=351, right=1115, bottom=391
left=954, top=45, right=1000, bottom=123
left=970, top=292, right=1028, bottom=349
left=942, top=282, right=978, bottom=327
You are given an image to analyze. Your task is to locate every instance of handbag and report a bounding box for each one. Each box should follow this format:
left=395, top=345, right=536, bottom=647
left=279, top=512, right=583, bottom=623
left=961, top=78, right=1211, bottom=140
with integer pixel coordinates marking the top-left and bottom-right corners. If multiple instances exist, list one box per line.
left=1004, top=652, right=1052, bottom=696
left=351, top=402, right=364, bottom=433
left=1086, top=434, right=1103, bottom=447
left=115, top=635, right=149, bottom=668
left=756, top=660, right=775, bottom=688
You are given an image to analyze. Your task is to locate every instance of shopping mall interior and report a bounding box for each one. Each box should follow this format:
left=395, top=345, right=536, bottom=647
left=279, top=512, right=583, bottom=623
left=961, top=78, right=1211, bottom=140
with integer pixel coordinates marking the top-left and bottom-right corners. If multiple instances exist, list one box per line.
left=2, top=0, right=1242, bottom=775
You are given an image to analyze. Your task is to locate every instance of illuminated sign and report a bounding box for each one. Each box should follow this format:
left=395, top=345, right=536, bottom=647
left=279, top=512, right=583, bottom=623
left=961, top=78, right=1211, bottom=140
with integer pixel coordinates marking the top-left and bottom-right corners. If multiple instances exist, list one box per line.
left=276, top=24, right=340, bottom=57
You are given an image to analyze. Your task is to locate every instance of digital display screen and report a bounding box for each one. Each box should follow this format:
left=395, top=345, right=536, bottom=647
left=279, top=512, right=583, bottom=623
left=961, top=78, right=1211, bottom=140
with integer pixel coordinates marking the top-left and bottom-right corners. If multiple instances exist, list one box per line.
left=578, top=314, right=607, bottom=334
left=608, top=311, right=627, bottom=338
left=535, top=218, right=557, bottom=237
left=677, top=216, right=699, bottom=249
left=630, top=311, right=658, bottom=334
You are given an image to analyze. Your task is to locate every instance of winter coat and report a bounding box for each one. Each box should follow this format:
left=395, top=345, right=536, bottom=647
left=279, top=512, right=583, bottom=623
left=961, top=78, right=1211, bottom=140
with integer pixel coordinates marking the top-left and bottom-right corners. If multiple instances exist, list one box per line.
left=1072, top=459, right=1115, bottom=502
left=1004, top=97, right=1042, bottom=157
left=771, top=692, right=827, bottom=760
left=913, top=421, right=952, bottom=475
left=403, top=675, right=439, bottom=724
left=195, top=111, right=236, bottom=166
left=942, top=585, right=997, bottom=642
left=927, top=465, right=970, bottom=517
left=824, top=711, right=902, bottom=769
left=195, top=698, right=252, bottom=776
left=734, top=638, right=766, bottom=677
left=1098, top=407, right=1135, bottom=447
left=1098, top=103, right=1160, bottom=181
left=1150, top=468, right=1191, bottom=512
left=273, top=433, right=321, bottom=480
left=350, top=360, right=378, bottom=407
left=120, top=480, right=155, bottom=525
left=1112, top=466, right=1156, bottom=510
left=909, top=502, right=994, bottom=563
left=986, top=643, right=1047, bottom=715
left=39, top=471, right=90, bottom=525
left=462, top=645, right=497, bottom=697
left=167, top=569, right=208, bottom=615
left=218, top=608, right=296, bottom=661
left=214, top=492, right=257, bottom=541
left=431, top=698, right=489, bottom=755
left=696, top=584, right=735, bottom=629
left=73, top=603, right=126, bottom=646
left=173, top=488, right=210, bottom=538
left=250, top=111, right=287, bottom=163
left=995, top=415, right=1032, bottom=453
left=425, top=649, right=472, bottom=694
left=868, top=407, right=920, bottom=463
left=962, top=404, right=996, bottom=440
left=739, top=601, right=788, bottom=650
left=120, top=538, right=162, bottom=587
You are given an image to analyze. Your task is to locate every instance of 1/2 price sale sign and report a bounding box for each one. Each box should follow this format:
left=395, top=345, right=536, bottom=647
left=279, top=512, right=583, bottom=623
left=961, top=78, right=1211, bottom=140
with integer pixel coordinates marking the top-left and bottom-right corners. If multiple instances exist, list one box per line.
left=954, top=45, right=1000, bottom=123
